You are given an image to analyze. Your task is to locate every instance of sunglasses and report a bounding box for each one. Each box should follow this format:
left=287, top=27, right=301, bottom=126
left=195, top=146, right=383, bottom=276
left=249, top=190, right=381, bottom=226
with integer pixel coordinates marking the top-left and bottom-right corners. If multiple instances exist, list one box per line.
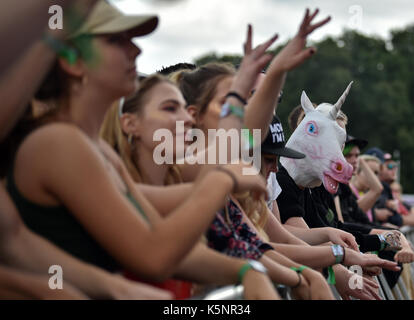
left=386, top=163, right=398, bottom=170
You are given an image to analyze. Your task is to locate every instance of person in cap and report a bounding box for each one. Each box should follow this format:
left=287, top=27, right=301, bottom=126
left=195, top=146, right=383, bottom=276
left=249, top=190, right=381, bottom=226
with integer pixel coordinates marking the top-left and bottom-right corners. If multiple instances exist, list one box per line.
left=4, top=0, right=272, bottom=299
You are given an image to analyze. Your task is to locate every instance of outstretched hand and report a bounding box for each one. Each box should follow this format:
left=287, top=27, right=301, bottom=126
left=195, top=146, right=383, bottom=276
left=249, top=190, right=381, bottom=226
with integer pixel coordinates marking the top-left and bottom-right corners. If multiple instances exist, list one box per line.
left=229, top=24, right=278, bottom=99
left=268, top=8, right=331, bottom=73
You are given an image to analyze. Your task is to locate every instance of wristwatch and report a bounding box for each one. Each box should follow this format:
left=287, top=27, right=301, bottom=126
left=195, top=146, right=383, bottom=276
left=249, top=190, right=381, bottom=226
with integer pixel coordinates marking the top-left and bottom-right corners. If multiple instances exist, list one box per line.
left=220, top=103, right=244, bottom=119
left=331, top=244, right=345, bottom=264
left=378, top=232, right=402, bottom=251
left=238, top=259, right=268, bottom=283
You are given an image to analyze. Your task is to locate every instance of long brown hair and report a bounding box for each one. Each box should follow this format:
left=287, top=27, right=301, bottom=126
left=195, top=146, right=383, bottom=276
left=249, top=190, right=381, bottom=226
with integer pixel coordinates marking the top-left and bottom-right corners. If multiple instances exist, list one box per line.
left=100, top=74, right=182, bottom=184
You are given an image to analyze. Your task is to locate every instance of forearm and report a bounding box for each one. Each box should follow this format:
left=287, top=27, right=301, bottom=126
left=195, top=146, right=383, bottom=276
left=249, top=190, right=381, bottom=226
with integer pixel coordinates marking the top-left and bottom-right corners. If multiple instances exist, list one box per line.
left=244, top=71, right=286, bottom=141
left=270, top=243, right=336, bottom=269
left=173, top=243, right=244, bottom=285
left=284, top=225, right=329, bottom=245
left=147, top=171, right=233, bottom=277
left=0, top=1, right=63, bottom=73
left=357, top=191, right=382, bottom=213
left=1, top=225, right=117, bottom=299
left=0, top=264, right=85, bottom=300
left=135, top=183, right=193, bottom=217
left=360, top=161, right=383, bottom=194
left=259, top=253, right=302, bottom=287
left=0, top=40, right=56, bottom=141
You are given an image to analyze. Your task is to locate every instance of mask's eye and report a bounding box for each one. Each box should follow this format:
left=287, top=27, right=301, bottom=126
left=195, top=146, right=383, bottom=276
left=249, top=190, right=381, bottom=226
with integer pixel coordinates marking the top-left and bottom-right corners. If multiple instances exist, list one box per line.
left=306, top=121, right=319, bottom=136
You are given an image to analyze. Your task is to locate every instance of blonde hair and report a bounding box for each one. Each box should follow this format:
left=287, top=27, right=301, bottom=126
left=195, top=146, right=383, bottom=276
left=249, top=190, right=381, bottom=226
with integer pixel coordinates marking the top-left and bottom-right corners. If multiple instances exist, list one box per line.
left=356, top=155, right=381, bottom=174
left=100, top=74, right=182, bottom=184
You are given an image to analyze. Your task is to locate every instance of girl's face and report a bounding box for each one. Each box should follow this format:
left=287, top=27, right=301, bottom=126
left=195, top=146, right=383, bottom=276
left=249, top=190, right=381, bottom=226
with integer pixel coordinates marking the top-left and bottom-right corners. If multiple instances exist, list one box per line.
left=198, top=76, right=234, bottom=131
left=85, top=32, right=141, bottom=99
left=137, top=82, right=194, bottom=157
left=357, top=160, right=380, bottom=191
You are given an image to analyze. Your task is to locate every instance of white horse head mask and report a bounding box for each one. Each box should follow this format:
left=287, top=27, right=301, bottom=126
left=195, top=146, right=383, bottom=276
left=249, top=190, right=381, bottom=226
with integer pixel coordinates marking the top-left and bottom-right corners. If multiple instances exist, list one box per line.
left=280, top=82, right=354, bottom=194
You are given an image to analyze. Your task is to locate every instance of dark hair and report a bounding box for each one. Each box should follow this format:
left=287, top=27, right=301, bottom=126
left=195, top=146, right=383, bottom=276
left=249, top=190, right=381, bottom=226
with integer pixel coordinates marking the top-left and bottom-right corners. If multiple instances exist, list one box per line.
left=287, top=105, right=305, bottom=132
left=157, top=63, right=197, bottom=76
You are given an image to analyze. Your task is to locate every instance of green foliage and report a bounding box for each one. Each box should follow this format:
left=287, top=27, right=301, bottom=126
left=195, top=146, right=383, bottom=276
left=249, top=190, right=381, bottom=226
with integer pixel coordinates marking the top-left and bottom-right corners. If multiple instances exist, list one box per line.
left=194, top=27, right=414, bottom=192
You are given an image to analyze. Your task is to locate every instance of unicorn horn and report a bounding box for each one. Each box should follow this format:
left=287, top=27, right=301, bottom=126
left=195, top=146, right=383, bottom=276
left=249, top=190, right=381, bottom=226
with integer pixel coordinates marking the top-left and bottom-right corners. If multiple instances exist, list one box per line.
left=330, top=81, right=353, bottom=120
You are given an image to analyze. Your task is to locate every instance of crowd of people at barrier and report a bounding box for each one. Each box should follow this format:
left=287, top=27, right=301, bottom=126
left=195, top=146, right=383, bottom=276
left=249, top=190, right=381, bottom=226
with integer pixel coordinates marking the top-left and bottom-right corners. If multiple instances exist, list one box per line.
left=1, top=0, right=413, bottom=300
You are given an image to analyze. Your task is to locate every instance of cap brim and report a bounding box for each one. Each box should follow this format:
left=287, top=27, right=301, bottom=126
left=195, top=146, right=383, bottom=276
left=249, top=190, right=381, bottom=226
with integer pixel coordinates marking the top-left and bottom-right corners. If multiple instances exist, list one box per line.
left=262, top=146, right=306, bottom=159
left=346, top=138, right=368, bottom=150
left=71, top=15, right=158, bottom=38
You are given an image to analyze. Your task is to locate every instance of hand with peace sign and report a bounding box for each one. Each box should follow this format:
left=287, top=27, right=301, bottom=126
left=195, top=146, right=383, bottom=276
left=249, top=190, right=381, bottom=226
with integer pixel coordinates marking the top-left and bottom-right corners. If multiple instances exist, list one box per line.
left=268, top=8, right=331, bottom=74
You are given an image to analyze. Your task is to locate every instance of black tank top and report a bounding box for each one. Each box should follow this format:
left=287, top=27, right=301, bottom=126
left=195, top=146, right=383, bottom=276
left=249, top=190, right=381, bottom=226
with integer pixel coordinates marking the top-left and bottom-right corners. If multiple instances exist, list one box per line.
left=6, top=165, right=147, bottom=273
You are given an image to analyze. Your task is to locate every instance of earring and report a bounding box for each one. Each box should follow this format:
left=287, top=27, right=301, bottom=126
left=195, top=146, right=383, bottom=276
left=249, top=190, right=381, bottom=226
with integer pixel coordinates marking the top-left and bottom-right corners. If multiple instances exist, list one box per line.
left=128, top=133, right=133, bottom=145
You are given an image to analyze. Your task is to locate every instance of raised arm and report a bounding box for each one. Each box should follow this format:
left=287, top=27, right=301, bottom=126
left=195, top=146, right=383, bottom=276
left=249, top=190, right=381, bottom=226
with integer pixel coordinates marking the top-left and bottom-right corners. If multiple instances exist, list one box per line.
left=356, top=158, right=383, bottom=212
left=244, top=8, right=331, bottom=141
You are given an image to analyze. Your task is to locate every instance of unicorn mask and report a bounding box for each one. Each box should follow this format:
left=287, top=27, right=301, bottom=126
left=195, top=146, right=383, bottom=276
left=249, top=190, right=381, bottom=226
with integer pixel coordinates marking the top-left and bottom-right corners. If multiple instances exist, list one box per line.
left=280, top=82, right=354, bottom=194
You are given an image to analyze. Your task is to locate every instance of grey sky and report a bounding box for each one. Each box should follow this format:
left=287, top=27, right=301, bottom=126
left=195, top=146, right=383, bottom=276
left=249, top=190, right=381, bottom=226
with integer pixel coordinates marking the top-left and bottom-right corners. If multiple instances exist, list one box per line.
left=110, top=0, right=414, bottom=74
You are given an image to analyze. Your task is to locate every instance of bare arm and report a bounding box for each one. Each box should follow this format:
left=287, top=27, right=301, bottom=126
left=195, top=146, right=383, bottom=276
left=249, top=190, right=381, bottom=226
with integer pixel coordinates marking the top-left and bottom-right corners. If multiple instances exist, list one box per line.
left=0, top=40, right=55, bottom=142
left=355, top=159, right=383, bottom=212
left=16, top=125, right=267, bottom=281
left=0, top=264, right=86, bottom=300
left=0, top=184, right=171, bottom=300
left=135, top=183, right=193, bottom=217
left=0, top=0, right=97, bottom=75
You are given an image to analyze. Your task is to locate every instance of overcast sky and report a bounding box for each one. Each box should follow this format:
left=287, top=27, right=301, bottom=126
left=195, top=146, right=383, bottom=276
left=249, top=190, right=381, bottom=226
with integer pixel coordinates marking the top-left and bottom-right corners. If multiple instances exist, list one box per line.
left=109, top=0, right=414, bottom=74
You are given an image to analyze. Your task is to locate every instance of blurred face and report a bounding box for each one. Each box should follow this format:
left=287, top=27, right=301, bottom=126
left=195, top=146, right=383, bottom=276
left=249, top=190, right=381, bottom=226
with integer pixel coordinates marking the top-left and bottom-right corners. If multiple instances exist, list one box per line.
left=381, top=160, right=398, bottom=183
left=85, top=32, right=141, bottom=99
left=345, top=146, right=361, bottom=174
left=198, top=76, right=234, bottom=131
left=136, top=82, right=194, bottom=156
left=357, top=160, right=380, bottom=191
left=261, top=154, right=279, bottom=179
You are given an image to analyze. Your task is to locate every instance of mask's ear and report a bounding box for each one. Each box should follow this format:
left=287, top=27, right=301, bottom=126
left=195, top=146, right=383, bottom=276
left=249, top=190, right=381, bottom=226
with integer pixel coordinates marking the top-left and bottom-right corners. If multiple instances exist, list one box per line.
left=301, top=91, right=315, bottom=114
left=120, top=113, right=140, bottom=138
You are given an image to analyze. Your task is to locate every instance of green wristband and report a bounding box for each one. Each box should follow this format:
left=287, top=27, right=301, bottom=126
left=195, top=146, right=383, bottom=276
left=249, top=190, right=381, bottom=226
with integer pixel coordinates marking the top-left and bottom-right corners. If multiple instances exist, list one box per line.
left=290, top=265, right=308, bottom=273
left=229, top=105, right=245, bottom=119
left=327, top=266, right=336, bottom=285
left=238, top=263, right=252, bottom=284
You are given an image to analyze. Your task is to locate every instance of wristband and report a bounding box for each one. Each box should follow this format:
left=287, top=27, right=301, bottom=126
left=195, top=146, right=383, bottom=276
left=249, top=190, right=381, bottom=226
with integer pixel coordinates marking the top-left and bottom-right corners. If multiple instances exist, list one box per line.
left=219, top=103, right=244, bottom=120
left=290, top=265, right=308, bottom=273
left=327, top=266, right=336, bottom=285
left=238, top=263, right=252, bottom=284
left=238, top=260, right=267, bottom=284
left=331, top=244, right=345, bottom=264
left=226, top=91, right=247, bottom=105
left=43, top=33, right=78, bottom=65
left=290, top=266, right=308, bottom=289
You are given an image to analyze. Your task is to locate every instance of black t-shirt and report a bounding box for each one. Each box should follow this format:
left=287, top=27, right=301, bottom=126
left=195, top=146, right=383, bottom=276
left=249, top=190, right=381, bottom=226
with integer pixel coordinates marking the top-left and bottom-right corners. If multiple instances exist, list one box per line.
left=276, top=166, right=381, bottom=252
left=276, top=166, right=338, bottom=228
left=275, top=165, right=306, bottom=224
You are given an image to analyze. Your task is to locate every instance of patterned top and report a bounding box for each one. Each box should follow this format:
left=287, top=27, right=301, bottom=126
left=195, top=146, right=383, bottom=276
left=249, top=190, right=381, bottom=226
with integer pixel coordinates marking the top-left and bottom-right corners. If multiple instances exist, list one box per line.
left=206, top=197, right=274, bottom=259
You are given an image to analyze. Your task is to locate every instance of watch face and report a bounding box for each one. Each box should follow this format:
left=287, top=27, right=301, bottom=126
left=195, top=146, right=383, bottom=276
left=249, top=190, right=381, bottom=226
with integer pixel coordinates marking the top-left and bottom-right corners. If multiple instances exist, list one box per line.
left=248, top=260, right=267, bottom=273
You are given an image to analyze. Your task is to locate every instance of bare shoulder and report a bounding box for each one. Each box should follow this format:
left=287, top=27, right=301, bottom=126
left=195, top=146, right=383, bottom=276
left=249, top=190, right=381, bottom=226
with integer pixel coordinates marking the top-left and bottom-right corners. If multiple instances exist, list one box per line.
left=15, top=123, right=101, bottom=178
